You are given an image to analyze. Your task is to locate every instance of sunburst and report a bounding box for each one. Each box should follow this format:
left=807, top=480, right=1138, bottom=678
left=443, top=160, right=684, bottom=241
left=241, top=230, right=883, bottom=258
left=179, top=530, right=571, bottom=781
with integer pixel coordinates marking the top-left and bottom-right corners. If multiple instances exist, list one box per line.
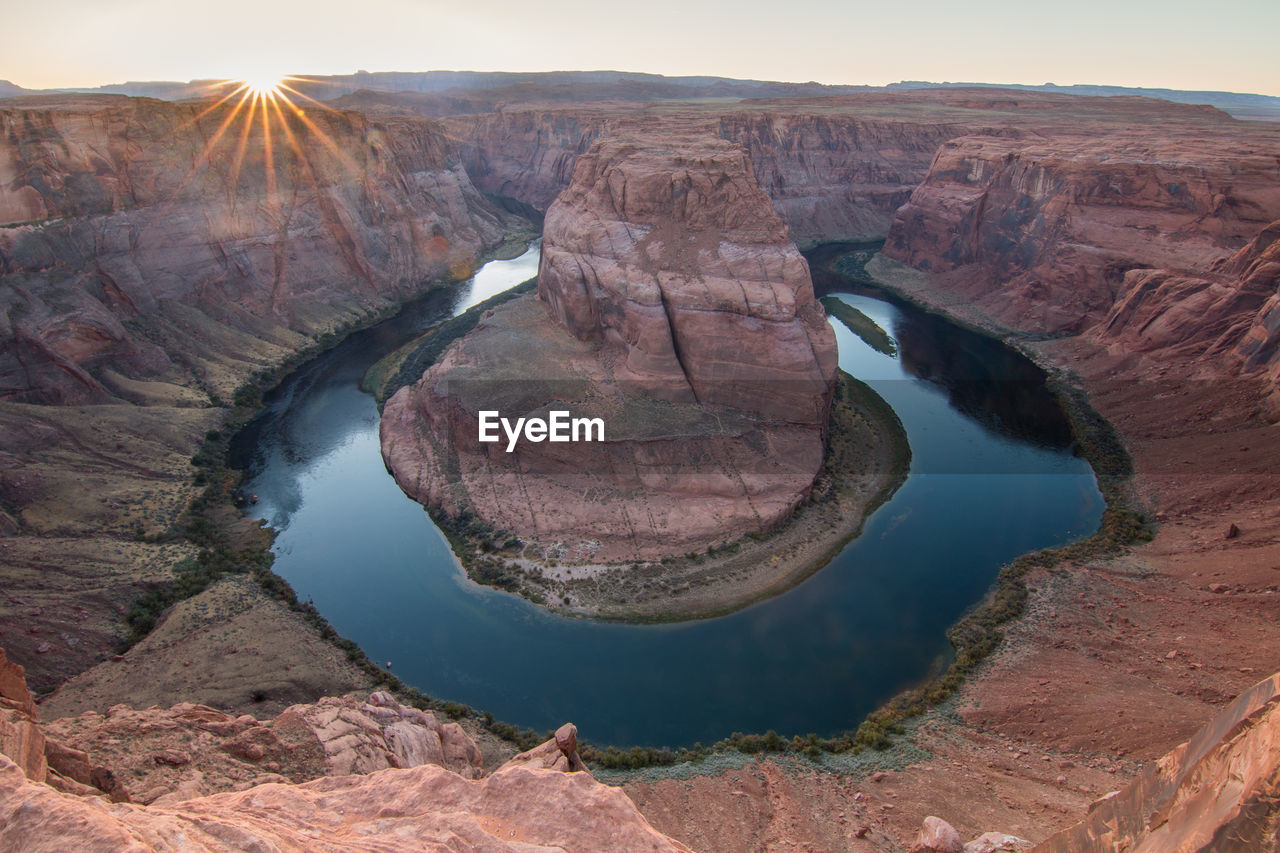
left=168, top=74, right=359, bottom=199
left=242, top=73, right=285, bottom=98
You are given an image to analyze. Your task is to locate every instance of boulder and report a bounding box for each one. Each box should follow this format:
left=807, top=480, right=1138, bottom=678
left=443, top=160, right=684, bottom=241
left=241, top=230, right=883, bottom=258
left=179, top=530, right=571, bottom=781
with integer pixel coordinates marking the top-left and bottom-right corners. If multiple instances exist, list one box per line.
left=501, top=722, right=589, bottom=774
left=912, top=815, right=964, bottom=853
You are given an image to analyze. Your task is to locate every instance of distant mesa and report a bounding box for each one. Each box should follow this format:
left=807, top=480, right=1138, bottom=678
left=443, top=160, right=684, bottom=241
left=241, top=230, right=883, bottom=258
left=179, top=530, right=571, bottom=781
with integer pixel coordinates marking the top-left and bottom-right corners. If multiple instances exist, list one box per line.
left=380, top=134, right=837, bottom=565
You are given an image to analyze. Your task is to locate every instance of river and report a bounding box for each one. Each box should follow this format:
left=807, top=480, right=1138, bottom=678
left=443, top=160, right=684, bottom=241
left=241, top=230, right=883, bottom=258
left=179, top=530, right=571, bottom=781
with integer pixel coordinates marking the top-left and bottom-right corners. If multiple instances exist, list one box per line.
left=231, top=241, right=1103, bottom=747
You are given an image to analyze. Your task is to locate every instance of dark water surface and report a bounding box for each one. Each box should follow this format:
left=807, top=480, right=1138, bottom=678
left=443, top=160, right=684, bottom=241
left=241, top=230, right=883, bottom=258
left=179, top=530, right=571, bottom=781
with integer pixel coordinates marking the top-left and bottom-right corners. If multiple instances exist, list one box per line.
left=231, top=242, right=1103, bottom=747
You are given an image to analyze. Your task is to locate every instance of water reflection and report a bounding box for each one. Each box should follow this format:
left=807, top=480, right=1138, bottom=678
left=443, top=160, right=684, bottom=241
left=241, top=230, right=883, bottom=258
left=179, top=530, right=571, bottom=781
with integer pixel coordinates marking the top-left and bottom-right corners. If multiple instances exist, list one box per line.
left=230, top=240, right=1103, bottom=747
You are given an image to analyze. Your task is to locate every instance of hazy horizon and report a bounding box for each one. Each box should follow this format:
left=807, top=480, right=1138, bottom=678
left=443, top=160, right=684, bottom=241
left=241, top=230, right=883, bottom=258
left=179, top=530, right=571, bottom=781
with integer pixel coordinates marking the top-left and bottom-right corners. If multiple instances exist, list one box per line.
left=6, top=0, right=1278, bottom=98
left=4, top=69, right=1279, bottom=102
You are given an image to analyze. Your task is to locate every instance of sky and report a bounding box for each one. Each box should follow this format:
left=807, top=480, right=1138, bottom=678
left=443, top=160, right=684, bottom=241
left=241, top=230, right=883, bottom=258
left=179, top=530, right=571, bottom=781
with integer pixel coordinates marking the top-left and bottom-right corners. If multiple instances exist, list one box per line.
left=6, top=0, right=1278, bottom=97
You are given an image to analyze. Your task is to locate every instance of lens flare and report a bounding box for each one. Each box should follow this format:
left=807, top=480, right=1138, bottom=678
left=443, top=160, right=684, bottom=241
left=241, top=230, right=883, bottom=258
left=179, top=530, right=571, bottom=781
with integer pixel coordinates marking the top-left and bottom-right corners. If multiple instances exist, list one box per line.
left=165, top=73, right=356, bottom=223
left=242, top=73, right=284, bottom=97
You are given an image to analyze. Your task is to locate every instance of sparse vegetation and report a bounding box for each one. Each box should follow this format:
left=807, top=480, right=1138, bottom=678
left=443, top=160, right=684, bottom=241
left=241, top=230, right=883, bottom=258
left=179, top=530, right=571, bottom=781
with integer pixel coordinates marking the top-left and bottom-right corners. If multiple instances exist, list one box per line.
left=820, top=295, right=897, bottom=356
left=116, top=239, right=1150, bottom=773
left=570, top=247, right=1151, bottom=770
left=374, top=278, right=538, bottom=405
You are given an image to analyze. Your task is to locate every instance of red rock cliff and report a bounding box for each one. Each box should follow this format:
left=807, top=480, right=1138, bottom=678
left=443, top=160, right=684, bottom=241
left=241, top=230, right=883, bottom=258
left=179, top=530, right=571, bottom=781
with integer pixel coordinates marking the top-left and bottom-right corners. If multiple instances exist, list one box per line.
left=537, top=135, right=836, bottom=424
left=448, top=101, right=971, bottom=247
left=717, top=111, right=964, bottom=246
left=0, top=647, right=692, bottom=852
left=882, top=126, right=1280, bottom=335
left=0, top=94, right=515, bottom=405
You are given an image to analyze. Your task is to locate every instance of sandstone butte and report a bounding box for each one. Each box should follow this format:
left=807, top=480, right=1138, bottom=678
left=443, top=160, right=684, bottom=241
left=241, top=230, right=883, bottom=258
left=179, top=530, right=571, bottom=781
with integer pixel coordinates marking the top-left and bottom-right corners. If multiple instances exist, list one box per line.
left=381, top=135, right=837, bottom=563
left=5, top=82, right=1280, bottom=851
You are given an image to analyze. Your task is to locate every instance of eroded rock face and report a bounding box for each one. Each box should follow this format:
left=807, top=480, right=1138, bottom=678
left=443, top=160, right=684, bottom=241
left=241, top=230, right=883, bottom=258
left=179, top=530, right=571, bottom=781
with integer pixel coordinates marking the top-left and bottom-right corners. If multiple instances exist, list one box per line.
left=286, top=691, right=484, bottom=779
left=882, top=128, right=1280, bottom=336
left=537, top=136, right=836, bottom=424
left=0, top=95, right=514, bottom=405
left=0, top=648, right=125, bottom=800
left=0, top=649, right=46, bottom=785
left=1229, top=221, right=1280, bottom=375
left=0, top=756, right=692, bottom=852
left=0, top=655, right=689, bottom=852
left=382, top=135, right=836, bottom=563
left=450, top=102, right=968, bottom=247
left=718, top=111, right=965, bottom=246
left=1032, top=671, right=1280, bottom=852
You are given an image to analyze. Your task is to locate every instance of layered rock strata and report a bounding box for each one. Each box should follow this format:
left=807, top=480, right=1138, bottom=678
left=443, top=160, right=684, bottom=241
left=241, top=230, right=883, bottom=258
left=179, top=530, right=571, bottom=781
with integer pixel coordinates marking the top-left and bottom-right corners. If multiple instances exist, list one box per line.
left=536, top=137, right=836, bottom=423
left=4, top=641, right=482, bottom=805
left=446, top=90, right=1241, bottom=249
left=0, top=94, right=519, bottom=693
left=43, top=691, right=484, bottom=804
left=448, top=103, right=965, bottom=246
left=881, top=128, right=1280, bottom=336
left=1032, top=670, right=1280, bottom=851
left=0, top=647, right=691, bottom=852
left=0, top=94, right=514, bottom=406
left=382, top=136, right=836, bottom=563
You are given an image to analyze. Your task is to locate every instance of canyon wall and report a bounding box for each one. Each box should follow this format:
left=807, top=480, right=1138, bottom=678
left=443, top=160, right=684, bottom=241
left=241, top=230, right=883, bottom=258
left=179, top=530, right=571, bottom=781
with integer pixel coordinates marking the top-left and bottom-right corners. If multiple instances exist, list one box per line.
left=881, top=125, right=1280, bottom=336
left=447, top=101, right=971, bottom=247
left=0, top=94, right=521, bottom=695
left=447, top=92, right=1244, bottom=255
left=0, top=94, right=516, bottom=406
left=717, top=111, right=966, bottom=246
left=446, top=110, right=610, bottom=210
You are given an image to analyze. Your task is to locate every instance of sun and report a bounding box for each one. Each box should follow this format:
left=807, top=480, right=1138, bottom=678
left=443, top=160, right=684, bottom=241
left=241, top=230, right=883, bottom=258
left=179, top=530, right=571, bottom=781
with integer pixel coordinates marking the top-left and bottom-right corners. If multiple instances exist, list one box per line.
left=184, top=73, right=353, bottom=207
left=242, top=73, right=285, bottom=98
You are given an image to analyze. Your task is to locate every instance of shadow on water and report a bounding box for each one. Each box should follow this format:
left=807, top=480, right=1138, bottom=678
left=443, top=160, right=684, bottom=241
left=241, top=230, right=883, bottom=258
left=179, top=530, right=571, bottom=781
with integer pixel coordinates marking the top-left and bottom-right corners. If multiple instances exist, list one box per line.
left=809, top=241, right=1075, bottom=452
left=229, top=240, right=1104, bottom=747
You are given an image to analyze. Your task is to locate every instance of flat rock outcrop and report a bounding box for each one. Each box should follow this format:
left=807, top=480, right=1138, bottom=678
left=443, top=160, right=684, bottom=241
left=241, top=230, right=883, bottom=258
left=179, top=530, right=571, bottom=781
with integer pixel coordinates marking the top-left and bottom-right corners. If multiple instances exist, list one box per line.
left=0, top=653, right=689, bottom=852
left=0, top=756, right=692, bottom=852
left=382, top=135, right=836, bottom=563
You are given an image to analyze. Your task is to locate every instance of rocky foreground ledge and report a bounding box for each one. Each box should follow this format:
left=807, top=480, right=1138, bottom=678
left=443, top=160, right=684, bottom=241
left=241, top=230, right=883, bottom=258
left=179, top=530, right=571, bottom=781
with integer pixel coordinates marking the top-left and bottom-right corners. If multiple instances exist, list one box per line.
left=8, top=634, right=1280, bottom=851
left=0, top=648, right=691, bottom=851
left=380, top=135, right=908, bottom=615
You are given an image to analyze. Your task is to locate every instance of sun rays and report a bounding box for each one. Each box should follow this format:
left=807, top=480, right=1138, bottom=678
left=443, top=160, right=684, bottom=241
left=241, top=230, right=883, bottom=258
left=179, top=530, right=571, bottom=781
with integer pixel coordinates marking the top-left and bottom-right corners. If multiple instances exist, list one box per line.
left=242, top=73, right=285, bottom=98
left=164, top=74, right=365, bottom=211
